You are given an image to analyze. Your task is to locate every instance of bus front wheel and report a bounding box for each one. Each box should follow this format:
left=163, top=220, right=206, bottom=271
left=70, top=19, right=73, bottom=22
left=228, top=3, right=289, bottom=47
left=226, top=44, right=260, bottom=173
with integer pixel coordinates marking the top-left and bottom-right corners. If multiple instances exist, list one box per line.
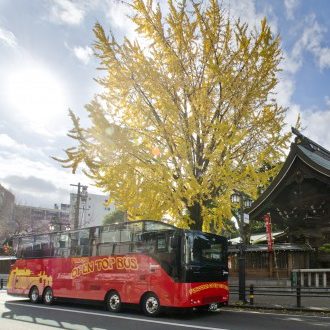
left=106, top=291, right=122, bottom=313
left=29, top=286, right=40, bottom=303
left=43, top=287, right=54, bottom=305
left=142, top=293, right=161, bottom=317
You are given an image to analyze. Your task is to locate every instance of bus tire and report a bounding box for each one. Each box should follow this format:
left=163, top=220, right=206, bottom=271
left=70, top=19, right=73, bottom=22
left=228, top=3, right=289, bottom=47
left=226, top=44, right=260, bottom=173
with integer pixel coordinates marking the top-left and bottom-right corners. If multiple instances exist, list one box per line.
left=43, top=287, right=54, bottom=305
left=106, top=290, right=122, bottom=313
left=29, top=286, right=40, bottom=303
left=142, top=292, right=161, bottom=317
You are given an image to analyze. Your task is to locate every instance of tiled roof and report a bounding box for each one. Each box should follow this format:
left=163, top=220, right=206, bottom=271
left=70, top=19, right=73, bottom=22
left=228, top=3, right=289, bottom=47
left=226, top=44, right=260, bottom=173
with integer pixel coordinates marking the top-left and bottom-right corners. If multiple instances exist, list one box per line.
left=297, top=144, right=330, bottom=172
left=249, top=128, right=330, bottom=219
left=229, top=231, right=284, bottom=244
left=228, top=243, right=313, bottom=253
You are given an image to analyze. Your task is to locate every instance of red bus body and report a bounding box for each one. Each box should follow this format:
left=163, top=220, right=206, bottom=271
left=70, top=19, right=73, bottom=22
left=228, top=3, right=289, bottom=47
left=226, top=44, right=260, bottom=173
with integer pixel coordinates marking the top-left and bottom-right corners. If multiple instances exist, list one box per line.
left=7, top=221, right=229, bottom=313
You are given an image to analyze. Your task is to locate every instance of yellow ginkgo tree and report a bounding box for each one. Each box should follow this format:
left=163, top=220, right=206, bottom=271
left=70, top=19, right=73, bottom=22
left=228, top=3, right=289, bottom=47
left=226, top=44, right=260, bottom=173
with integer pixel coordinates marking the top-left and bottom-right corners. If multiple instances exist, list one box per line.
left=57, top=0, right=294, bottom=232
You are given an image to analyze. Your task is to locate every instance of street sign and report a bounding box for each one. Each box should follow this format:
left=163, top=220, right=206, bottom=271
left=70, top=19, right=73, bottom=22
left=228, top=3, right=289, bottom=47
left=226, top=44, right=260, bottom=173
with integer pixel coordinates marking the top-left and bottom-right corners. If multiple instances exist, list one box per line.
left=243, top=213, right=249, bottom=224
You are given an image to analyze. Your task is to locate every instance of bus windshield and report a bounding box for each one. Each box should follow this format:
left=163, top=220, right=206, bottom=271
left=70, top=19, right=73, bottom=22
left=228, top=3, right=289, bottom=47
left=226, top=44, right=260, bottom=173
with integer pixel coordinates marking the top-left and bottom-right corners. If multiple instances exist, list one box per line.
left=186, top=232, right=227, bottom=265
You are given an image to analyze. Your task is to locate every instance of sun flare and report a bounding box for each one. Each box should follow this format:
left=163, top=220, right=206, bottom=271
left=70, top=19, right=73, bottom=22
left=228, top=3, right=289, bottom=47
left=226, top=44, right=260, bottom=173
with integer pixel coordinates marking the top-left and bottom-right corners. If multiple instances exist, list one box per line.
left=5, top=62, right=68, bottom=130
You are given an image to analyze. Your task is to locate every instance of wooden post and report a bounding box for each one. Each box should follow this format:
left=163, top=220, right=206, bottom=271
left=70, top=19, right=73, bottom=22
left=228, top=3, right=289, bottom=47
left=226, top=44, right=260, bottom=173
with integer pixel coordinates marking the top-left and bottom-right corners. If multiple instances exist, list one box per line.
left=273, top=249, right=280, bottom=280
left=296, top=270, right=301, bottom=308
left=269, top=252, right=273, bottom=278
left=288, top=253, right=293, bottom=277
left=249, top=284, right=254, bottom=305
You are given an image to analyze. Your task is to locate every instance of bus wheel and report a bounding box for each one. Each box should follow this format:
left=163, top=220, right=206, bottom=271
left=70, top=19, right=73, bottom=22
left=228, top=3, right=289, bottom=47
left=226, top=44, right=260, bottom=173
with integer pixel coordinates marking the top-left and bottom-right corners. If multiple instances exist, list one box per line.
left=106, top=291, right=122, bottom=313
left=43, top=287, right=54, bottom=305
left=142, top=293, right=161, bottom=317
left=29, top=286, right=40, bottom=303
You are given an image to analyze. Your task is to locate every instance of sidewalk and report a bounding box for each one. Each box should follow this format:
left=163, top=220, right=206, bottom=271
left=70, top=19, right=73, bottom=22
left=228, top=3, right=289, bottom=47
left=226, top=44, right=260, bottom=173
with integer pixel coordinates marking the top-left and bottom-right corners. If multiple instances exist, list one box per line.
left=229, top=291, right=330, bottom=313
left=0, top=289, right=26, bottom=302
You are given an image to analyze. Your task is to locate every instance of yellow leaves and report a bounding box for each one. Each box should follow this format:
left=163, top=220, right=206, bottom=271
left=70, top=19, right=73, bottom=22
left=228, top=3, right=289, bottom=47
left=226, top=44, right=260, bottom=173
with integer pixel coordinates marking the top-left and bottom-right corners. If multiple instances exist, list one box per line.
left=56, top=0, right=291, bottom=232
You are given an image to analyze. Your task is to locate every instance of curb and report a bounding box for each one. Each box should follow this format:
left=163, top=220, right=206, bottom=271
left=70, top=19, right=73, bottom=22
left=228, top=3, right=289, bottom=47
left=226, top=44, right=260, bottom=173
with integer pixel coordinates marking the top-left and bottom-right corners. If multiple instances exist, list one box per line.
left=227, top=304, right=330, bottom=314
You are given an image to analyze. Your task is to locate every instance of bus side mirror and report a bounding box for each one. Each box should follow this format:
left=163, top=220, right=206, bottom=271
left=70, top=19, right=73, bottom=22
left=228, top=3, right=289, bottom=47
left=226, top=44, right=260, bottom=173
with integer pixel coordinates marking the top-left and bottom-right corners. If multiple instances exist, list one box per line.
left=170, top=237, right=179, bottom=249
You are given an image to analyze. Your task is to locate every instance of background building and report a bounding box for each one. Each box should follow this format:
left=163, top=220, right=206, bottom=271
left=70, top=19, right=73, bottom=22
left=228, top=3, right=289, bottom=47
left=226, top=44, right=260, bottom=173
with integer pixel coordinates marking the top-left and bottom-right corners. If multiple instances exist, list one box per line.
left=228, top=129, right=330, bottom=282
left=70, top=192, right=116, bottom=228
left=0, top=184, right=15, bottom=243
left=13, top=204, right=70, bottom=234
left=1, top=181, right=118, bottom=237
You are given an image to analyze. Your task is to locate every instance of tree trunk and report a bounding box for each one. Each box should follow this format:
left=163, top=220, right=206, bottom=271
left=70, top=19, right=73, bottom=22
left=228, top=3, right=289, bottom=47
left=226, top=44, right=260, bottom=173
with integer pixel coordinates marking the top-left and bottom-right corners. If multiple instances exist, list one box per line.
left=187, top=202, right=203, bottom=231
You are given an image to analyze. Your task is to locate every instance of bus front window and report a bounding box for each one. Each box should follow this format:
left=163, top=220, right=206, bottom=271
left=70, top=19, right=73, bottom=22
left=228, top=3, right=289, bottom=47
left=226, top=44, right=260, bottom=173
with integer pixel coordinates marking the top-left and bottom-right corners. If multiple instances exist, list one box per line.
left=191, top=233, right=226, bottom=265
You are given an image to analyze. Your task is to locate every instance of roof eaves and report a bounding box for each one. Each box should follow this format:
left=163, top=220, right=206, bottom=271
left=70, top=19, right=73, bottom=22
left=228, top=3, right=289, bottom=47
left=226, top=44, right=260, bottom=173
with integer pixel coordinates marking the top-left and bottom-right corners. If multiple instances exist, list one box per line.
left=249, top=147, right=298, bottom=217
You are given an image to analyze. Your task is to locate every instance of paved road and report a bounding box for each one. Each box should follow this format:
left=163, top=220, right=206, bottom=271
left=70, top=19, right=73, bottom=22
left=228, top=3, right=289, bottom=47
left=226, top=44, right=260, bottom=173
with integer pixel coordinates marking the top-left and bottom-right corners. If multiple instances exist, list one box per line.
left=1, top=291, right=330, bottom=330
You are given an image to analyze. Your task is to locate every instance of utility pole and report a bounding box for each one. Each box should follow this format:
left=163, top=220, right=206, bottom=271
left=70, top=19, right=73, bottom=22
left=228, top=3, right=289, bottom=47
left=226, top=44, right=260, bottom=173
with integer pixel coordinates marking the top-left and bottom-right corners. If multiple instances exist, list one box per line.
left=71, top=183, right=81, bottom=230
left=70, top=183, right=88, bottom=230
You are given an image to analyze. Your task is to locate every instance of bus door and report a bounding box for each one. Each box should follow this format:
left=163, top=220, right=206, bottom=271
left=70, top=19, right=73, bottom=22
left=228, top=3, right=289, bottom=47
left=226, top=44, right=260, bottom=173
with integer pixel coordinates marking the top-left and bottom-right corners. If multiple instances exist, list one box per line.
left=147, top=233, right=174, bottom=304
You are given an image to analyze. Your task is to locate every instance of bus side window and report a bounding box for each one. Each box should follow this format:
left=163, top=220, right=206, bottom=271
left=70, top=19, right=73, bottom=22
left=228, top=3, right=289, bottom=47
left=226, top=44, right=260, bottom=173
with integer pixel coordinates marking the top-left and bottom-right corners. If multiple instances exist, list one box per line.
left=98, top=243, right=114, bottom=256
left=81, top=244, right=89, bottom=256
left=20, top=237, right=33, bottom=258
left=69, top=229, right=89, bottom=257
left=70, top=240, right=79, bottom=256
left=54, top=233, right=69, bottom=257
left=140, top=232, right=156, bottom=253
left=90, top=239, right=98, bottom=256
left=79, top=229, right=90, bottom=256
left=33, top=234, right=50, bottom=258
left=48, top=234, right=55, bottom=257
left=90, top=227, right=100, bottom=256
left=16, top=238, right=23, bottom=258
left=131, top=240, right=143, bottom=253
left=156, top=234, right=167, bottom=251
left=24, top=245, right=33, bottom=258
left=12, top=238, right=19, bottom=256
left=113, top=229, right=132, bottom=255
left=114, top=242, right=131, bottom=255
left=101, top=228, right=119, bottom=243
left=120, top=229, right=131, bottom=242
left=184, top=234, right=193, bottom=264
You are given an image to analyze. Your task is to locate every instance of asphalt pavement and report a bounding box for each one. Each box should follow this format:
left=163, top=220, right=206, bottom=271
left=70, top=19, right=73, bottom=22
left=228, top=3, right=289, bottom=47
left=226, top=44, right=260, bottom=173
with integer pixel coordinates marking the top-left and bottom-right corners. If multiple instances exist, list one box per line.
left=1, top=290, right=330, bottom=330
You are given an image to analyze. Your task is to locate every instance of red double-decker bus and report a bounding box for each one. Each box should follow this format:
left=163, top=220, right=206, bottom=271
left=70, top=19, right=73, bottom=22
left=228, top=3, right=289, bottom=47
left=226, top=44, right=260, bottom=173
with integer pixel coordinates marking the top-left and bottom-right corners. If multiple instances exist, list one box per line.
left=7, top=220, right=229, bottom=316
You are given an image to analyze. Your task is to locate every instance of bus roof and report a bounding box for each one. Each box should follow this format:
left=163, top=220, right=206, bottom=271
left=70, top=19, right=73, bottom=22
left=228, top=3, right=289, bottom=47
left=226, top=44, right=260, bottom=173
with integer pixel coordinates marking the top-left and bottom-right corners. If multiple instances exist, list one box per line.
left=10, top=220, right=226, bottom=240
left=10, top=220, right=179, bottom=238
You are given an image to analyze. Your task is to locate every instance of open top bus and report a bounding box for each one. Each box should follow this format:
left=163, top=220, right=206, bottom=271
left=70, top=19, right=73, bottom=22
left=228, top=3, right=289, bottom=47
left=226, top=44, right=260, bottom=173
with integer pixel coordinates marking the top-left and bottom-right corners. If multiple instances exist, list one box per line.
left=7, top=220, right=229, bottom=316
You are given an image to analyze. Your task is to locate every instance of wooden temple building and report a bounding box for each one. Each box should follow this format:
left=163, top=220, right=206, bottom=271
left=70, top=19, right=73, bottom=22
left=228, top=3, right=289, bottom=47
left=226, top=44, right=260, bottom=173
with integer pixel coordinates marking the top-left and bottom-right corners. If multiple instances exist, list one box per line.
left=229, top=128, right=330, bottom=280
